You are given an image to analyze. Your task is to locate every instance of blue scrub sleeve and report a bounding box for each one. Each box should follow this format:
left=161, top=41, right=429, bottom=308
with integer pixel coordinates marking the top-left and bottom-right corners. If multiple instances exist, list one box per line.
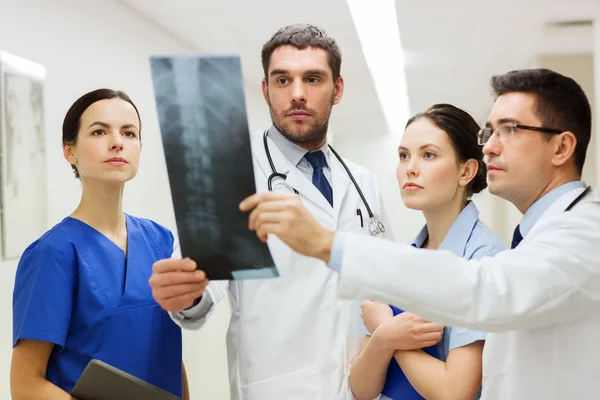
left=13, top=245, right=75, bottom=348
left=444, top=245, right=500, bottom=352
left=328, top=233, right=346, bottom=273
left=448, top=326, right=486, bottom=352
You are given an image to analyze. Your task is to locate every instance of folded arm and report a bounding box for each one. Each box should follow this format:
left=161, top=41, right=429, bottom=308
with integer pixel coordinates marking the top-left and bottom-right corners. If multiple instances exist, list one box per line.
left=394, top=338, right=484, bottom=400
left=349, top=336, right=395, bottom=400
left=350, top=306, right=444, bottom=400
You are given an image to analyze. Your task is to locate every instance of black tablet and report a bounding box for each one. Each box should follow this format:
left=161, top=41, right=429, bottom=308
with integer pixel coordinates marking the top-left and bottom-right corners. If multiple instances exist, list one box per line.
left=71, top=359, right=181, bottom=400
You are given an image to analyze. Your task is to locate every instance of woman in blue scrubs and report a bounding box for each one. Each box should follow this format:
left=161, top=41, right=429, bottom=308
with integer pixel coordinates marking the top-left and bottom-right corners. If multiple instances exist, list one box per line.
left=349, top=104, right=506, bottom=400
left=11, top=89, right=190, bottom=399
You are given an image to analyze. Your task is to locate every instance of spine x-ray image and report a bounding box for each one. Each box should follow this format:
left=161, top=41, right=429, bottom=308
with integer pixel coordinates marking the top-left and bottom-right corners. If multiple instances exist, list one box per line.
left=150, top=54, right=277, bottom=280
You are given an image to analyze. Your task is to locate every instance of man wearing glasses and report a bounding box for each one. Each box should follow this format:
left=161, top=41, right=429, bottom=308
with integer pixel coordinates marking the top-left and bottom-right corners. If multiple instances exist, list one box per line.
left=240, top=68, right=600, bottom=399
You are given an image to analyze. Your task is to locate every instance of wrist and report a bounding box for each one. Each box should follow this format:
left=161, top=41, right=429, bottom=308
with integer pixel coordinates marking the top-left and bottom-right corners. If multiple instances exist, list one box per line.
left=315, top=228, right=335, bottom=263
left=184, top=296, right=202, bottom=311
left=371, top=329, right=397, bottom=355
left=371, top=327, right=390, bottom=349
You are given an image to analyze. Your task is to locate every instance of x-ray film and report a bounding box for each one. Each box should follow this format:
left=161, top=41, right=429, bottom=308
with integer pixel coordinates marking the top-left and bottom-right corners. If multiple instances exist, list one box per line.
left=149, top=54, right=277, bottom=280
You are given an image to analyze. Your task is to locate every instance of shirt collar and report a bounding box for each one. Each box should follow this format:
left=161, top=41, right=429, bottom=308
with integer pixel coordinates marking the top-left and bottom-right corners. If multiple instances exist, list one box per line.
left=267, top=125, right=330, bottom=169
left=520, top=181, right=587, bottom=237
left=411, top=226, right=428, bottom=248
left=411, top=201, right=480, bottom=257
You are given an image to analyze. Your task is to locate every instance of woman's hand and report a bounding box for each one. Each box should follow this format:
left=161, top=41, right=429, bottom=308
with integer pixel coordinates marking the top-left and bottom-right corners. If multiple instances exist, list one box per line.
left=373, top=312, right=444, bottom=351
left=361, top=300, right=394, bottom=335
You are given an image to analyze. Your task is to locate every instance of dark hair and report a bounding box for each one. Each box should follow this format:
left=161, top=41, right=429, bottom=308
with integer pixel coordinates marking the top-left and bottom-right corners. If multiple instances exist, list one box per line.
left=62, top=89, right=141, bottom=178
left=491, top=68, right=591, bottom=174
left=406, top=103, right=487, bottom=196
left=261, top=24, right=342, bottom=82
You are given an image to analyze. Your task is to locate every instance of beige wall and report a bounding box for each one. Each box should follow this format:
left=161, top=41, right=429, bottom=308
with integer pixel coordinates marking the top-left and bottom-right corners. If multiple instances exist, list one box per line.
left=538, top=53, right=596, bottom=186
left=0, top=0, right=236, bottom=397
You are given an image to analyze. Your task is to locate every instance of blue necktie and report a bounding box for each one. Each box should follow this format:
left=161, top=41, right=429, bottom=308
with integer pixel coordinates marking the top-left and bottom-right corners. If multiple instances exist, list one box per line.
left=304, top=151, right=333, bottom=206
left=511, top=225, right=523, bottom=249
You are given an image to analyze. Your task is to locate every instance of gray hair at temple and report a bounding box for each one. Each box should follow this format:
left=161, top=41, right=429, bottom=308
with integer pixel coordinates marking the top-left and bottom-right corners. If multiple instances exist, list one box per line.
left=261, top=24, right=342, bottom=82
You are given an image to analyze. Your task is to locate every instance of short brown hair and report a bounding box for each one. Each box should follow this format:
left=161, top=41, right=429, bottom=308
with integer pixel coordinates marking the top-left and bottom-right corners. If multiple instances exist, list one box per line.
left=261, top=24, right=342, bottom=82
left=491, top=68, right=591, bottom=174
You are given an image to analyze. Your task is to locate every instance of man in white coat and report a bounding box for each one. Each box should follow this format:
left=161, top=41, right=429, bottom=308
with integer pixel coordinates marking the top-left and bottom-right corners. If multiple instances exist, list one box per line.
left=148, top=24, right=435, bottom=400
left=242, top=68, right=600, bottom=399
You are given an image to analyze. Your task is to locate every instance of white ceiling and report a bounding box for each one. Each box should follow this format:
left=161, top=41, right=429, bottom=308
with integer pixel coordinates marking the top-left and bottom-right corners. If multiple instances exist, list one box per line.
left=120, top=0, right=597, bottom=137
left=397, top=0, right=597, bottom=124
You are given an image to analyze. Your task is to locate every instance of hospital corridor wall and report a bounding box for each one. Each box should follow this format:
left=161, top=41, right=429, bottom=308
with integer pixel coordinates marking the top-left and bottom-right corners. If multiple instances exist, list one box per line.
left=0, top=1, right=231, bottom=398
left=1, top=1, right=600, bottom=399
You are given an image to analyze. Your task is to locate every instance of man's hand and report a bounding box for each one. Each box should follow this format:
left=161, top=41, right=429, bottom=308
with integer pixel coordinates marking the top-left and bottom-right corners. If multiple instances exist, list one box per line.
left=361, top=300, right=394, bottom=335
left=372, top=311, right=444, bottom=351
left=148, top=258, right=209, bottom=312
left=239, top=192, right=335, bottom=262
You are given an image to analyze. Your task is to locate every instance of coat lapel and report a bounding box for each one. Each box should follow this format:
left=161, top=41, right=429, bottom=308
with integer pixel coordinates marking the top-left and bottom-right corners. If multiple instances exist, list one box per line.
left=329, top=150, right=351, bottom=222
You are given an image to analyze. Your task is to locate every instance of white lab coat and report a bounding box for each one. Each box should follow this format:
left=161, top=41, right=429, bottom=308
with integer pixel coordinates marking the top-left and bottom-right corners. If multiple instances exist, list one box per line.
left=335, top=186, right=600, bottom=399
left=172, top=134, right=392, bottom=400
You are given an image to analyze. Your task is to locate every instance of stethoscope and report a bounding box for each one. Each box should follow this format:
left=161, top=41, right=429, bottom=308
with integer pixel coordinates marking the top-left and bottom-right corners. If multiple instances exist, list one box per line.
left=565, top=185, right=591, bottom=211
left=263, top=130, right=385, bottom=237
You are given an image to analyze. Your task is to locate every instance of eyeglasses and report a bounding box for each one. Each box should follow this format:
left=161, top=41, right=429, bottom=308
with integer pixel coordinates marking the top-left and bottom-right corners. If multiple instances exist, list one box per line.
left=477, top=122, right=563, bottom=145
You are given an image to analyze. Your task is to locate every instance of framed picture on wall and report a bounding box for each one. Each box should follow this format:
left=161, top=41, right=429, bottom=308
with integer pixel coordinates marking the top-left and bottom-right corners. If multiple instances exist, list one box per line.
left=0, top=51, right=47, bottom=260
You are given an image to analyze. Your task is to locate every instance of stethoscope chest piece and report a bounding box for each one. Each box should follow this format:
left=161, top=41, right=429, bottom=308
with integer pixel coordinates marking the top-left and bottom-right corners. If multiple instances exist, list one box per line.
left=263, top=129, right=386, bottom=237
left=368, top=217, right=385, bottom=237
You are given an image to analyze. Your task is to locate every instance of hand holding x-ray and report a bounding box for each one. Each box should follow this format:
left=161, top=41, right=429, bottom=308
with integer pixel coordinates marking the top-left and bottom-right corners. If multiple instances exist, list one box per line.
left=240, top=191, right=336, bottom=263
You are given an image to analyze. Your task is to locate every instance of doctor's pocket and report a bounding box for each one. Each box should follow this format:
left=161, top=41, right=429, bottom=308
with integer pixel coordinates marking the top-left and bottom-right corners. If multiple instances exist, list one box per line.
left=481, top=334, right=510, bottom=398
left=240, top=366, right=320, bottom=400
left=337, top=206, right=370, bottom=235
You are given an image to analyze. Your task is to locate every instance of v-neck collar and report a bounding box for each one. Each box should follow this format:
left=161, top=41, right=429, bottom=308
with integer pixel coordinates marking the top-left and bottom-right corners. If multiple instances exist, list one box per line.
left=66, top=214, right=130, bottom=258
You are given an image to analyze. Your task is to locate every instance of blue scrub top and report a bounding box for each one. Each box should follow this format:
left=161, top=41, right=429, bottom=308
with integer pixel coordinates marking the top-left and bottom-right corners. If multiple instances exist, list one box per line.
left=12, top=214, right=182, bottom=397
left=380, top=202, right=506, bottom=400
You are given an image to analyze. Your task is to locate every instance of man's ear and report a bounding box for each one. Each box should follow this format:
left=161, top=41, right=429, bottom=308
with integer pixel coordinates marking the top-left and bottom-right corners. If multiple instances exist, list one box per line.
left=551, top=131, right=577, bottom=168
left=333, top=76, right=344, bottom=105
